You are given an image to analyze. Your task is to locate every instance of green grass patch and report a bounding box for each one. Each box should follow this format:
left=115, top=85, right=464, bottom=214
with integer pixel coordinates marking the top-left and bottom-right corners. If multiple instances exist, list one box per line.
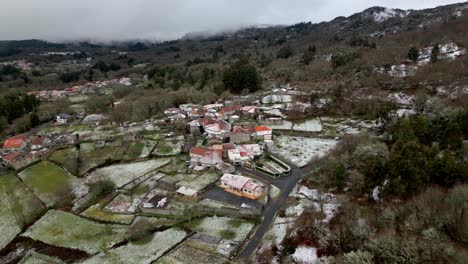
left=218, top=230, right=236, bottom=240
left=0, top=173, right=46, bottom=250
left=81, top=204, right=135, bottom=225
left=228, top=219, right=245, bottom=228
left=123, top=141, right=144, bottom=160
left=23, top=210, right=130, bottom=254
left=79, top=146, right=126, bottom=174
left=49, top=148, right=79, bottom=175
left=19, top=161, right=79, bottom=207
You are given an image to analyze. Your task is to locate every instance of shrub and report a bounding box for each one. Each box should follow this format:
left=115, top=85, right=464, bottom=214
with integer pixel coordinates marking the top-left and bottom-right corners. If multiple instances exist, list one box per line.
left=219, top=230, right=236, bottom=240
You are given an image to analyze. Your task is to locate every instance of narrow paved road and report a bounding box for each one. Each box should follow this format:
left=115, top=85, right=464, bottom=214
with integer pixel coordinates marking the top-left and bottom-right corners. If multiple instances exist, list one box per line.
left=236, top=163, right=304, bottom=260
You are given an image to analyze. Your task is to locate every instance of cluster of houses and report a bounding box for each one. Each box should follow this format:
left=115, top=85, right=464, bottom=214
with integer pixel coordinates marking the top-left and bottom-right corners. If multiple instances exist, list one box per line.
left=0, top=134, right=75, bottom=170
left=27, top=77, right=132, bottom=100
left=0, top=60, right=33, bottom=70
left=162, top=101, right=276, bottom=200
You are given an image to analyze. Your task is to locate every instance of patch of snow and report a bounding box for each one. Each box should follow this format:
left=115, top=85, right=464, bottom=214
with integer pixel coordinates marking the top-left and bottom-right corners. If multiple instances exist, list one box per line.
left=372, top=8, right=408, bottom=22
left=292, top=246, right=318, bottom=264
left=272, top=136, right=338, bottom=167
left=292, top=186, right=320, bottom=200
left=387, top=64, right=418, bottom=77
left=396, top=108, right=416, bottom=118
left=292, top=119, right=323, bottom=132
left=388, top=92, right=414, bottom=106
left=86, top=159, right=170, bottom=188
left=262, top=95, right=293, bottom=104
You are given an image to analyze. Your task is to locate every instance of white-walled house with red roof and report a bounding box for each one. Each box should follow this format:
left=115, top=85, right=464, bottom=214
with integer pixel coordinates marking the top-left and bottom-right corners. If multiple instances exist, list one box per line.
left=219, top=173, right=264, bottom=200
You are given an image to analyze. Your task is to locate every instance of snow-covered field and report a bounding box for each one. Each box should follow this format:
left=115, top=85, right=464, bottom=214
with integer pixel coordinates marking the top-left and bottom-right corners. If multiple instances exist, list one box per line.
left=193, top=216, right=254, bottom=242
left=272, top=136, right=338, bottom=167
left=176, top=172, right=219, bottom=192
left=86, top=159, right=170, bottom=188
left=23, top=210, right=129, bottom=254
left=139, top=140, right=158, bottom=158
left=81, top=228, right=187, bottom=264
left=0, top=191, right=22, bottom=250
left=262, top=95, right=293, bottom=104
left=269, top=119, right=322, bottom=132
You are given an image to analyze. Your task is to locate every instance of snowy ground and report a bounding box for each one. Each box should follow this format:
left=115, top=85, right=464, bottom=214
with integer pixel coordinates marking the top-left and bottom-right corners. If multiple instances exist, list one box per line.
left=388, top=92, right=414, bottom=106
left=269, top=119, right=322, bottom=132
left=262, top=95, right=293, bottom=104
left=260, top=185, right=340, bottom=262
left=86, top=159, right=170, bottom=188
left=81, top=228, right=187, bottom=264
left=193, top=216, right=254, bottom=242
left=271, top=136, right=338, bottom=167
left=292, top=246, right=318, bottom=264
left=23, top=210, right=129, bottom=254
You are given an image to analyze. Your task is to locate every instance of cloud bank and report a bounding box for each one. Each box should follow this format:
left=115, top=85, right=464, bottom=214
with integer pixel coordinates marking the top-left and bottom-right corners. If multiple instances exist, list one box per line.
left=0, top=0, right=462, bottom=42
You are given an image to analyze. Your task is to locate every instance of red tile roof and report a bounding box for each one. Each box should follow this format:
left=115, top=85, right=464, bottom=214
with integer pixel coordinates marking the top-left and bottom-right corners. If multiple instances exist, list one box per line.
left=3, top=135, right=27, bottom=149
left=31, top=136, right=44, bottom=145
left=3, top=152, right=21, bottom=162
left=255, top=126, right=272, bottom=132
left=190, top=147, right=213, bottom=156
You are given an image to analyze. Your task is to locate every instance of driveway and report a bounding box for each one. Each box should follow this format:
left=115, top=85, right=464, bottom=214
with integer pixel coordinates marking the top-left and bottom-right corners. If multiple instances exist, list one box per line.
left=202, top=185, right=263, bottom=209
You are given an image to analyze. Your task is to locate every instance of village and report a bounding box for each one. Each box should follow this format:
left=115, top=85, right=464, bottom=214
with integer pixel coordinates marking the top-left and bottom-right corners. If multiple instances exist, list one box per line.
left=1, top=2, right=468, bottom=262
left=0, top=74, right=391, bottom=263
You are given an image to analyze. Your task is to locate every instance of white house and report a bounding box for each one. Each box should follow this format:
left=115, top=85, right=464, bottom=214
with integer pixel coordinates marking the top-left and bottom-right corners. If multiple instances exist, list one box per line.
left=220, top=174, right=264, bottom=200
left=56, top=113, right=71, bottom=124
left=255, top=125, right=273, bottom=141
left=228, top=149, right=242, bottom=165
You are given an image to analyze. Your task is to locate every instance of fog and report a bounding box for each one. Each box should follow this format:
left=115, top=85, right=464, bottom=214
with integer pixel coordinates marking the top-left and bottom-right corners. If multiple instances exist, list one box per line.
left=0, top=0, right=462, bottom=42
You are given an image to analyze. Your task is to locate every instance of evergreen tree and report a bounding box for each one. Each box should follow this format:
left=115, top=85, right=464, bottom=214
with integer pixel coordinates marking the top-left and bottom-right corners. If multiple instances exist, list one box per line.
left=302, top=45, right=316, bottom=65
left=223, top=59, right=262, bottom=94
left=408, top=47, right=420, bottom=62
left=431, top=44, right=440, bottom=62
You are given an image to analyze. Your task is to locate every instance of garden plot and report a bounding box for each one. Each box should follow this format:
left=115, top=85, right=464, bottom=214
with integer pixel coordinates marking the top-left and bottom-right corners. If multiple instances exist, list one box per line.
left=139, top=140, right=158, bottom=158
left=86, top=159, right=170, bottom=188
left=130, top=172, right=167, bottom=195
left=292, top=118, right=323, bottom=132
left=160, top=173, right=193, bottom=185
left=19, top=161, right=85, bottom=207
left=176, top=172, right=220, bottom=192
left=122, top=141, right=145, bottom=160
left=272, top=136, right=338, bottom=167
left=159, top=156, right=188, bottom=175
left=0, top=174, right=45, bottom=250
left=191, top=216, right=255, bottom=242
left=269, top=118, right=322, bottom=132
left=157, top=237, right=230, bottom=264
left=197, top=199, right=240, bottom=210
left=49, top=147, right=79, bottom=175
left=153, top=139, right=184, bottom=156
left=23, top=210, right=129, bottom=254
left=321, top=118, right=378, bottom=135
left=81, top=203, right=135, bottom=225
left=104, top=193, right=144, bottom=214
left=18, top=251, right=64, bottom=264
left=81, top=228, right=187, bottom=264
left=79, top=145, right=126, bottom=174
left=262, top=94, right=293, bottom=104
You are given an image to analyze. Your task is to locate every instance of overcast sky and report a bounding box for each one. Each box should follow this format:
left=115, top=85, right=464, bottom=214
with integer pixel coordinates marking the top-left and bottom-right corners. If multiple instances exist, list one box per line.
left=0, top=0, right=463, bottom=42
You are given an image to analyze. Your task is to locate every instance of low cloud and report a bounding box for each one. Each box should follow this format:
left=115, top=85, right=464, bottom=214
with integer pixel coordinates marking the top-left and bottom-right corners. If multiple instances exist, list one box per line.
left=0, top=0, right=462, bottom=42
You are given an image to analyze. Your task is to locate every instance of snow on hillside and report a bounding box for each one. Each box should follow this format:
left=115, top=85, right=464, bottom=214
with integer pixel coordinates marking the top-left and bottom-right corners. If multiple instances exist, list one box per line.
left=418, top=42, right=466, bottom=66
left=371, top=8, right=408, bottom=22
